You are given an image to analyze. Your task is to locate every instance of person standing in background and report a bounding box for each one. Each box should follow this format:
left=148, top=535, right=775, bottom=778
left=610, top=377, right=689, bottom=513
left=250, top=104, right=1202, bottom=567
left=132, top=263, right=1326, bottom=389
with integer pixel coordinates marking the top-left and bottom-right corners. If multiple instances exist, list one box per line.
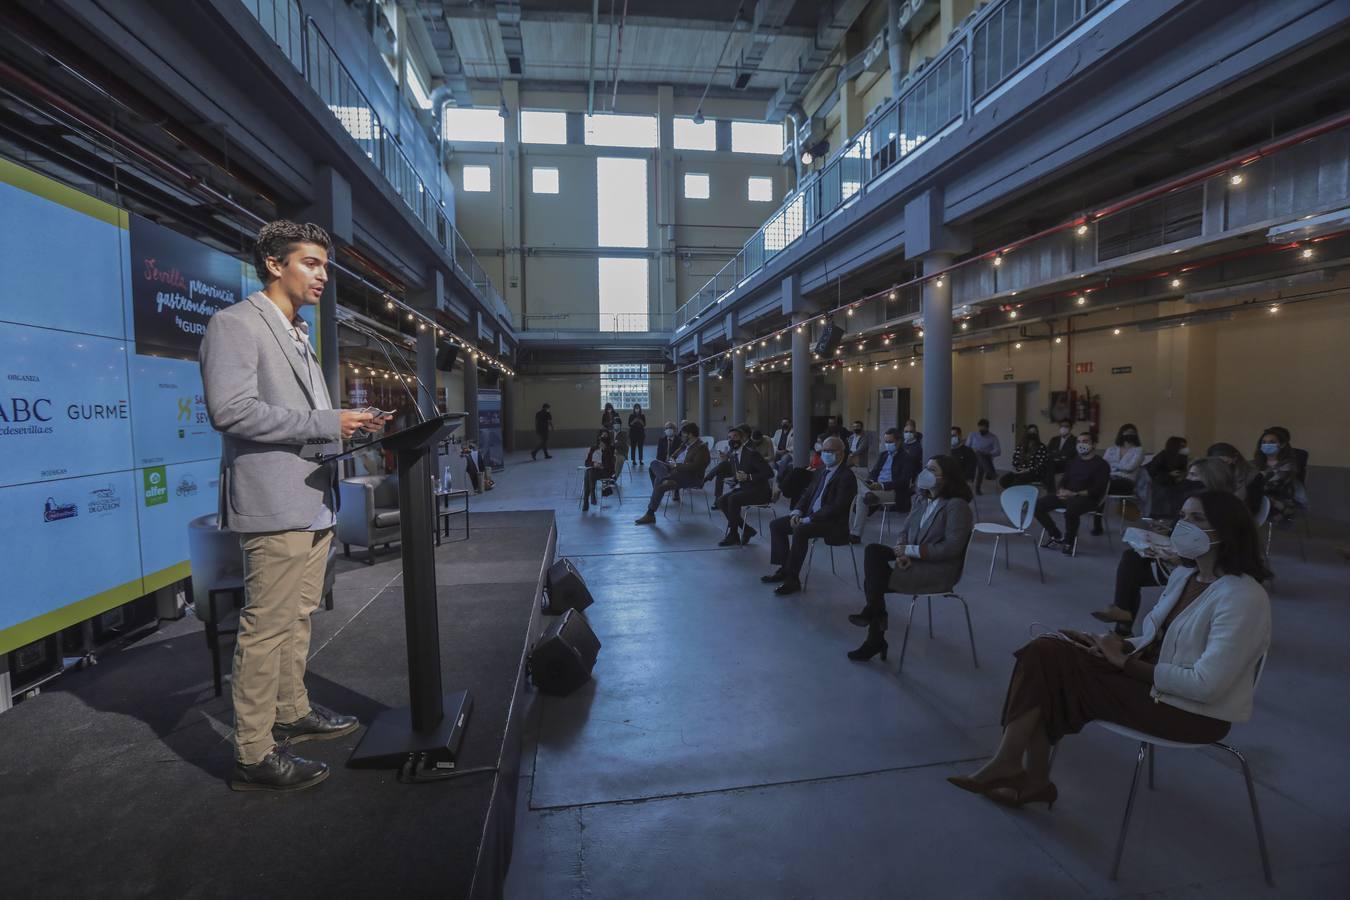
left=950, top=426, right=979, bottom=482
left=628, top=404, right=647, bottom=465
left=532, top=402, right=553, bottom=460
left=966, top=419, right=1002, bottom=495
left=201, top=220, right=388, bottom=792
left=601, top=402, right=617, bottom=431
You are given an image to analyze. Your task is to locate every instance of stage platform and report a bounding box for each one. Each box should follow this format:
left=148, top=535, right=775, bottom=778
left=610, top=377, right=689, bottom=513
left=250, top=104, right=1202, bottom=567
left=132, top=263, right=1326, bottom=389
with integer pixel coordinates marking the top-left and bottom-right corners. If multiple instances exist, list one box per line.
left=0, top=510, right=556, bottom=900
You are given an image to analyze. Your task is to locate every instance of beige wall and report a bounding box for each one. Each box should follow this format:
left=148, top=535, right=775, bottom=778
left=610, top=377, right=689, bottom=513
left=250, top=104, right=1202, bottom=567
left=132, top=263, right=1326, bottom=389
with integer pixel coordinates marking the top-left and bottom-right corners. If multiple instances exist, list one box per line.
left=828, top=296, right=1350, bottom=470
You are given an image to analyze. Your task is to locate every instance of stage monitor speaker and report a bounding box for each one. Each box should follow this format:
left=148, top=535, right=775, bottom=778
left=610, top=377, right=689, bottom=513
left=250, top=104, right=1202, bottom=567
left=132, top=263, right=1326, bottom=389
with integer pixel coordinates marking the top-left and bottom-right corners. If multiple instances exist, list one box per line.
left=528, top=609, right=600, bottom=696
left=436, top=343, right=459, bottom=371
left=543, top=558, right=593, bottom=614
left=813, top=319, right=844, bottom=357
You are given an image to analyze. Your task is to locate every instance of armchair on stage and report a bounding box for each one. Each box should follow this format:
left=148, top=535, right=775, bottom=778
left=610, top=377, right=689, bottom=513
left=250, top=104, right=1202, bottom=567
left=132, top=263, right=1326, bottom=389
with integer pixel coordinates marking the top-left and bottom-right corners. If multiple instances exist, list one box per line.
left=338, top=473, right=401, bottom=564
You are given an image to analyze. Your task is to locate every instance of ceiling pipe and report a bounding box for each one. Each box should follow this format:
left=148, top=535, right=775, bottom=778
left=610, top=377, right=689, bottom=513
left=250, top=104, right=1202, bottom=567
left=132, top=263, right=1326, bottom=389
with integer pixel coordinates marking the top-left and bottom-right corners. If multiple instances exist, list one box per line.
left=586, top=0, right=599, bottom=115
left=609, top=0, right=629, bottom=110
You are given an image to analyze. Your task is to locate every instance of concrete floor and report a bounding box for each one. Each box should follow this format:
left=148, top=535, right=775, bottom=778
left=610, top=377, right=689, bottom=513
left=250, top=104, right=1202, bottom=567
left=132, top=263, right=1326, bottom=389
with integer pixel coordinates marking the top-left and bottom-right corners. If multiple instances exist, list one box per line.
left=468, top=448, right=1350, bottom=899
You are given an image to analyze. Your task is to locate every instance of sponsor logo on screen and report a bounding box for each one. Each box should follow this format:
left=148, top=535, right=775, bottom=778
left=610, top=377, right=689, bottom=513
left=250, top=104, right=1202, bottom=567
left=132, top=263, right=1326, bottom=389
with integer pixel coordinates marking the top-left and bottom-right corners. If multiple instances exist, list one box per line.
left=44, top=497, right=79, bottom=521
left=176, top=474, right=198, bottom=497
left=1, top=395, right=129, bottom=436
left=87, top=485, right=122, bottom=514
left=143, top=466, right=168, bottom=507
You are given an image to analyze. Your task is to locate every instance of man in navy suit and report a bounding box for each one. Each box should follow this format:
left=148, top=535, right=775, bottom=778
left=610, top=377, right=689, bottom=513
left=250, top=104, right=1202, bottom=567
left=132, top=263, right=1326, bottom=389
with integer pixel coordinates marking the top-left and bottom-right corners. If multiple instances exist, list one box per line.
left=714, top=425, right=774, bottom=546
left=762, top=436, right=858, bottom=595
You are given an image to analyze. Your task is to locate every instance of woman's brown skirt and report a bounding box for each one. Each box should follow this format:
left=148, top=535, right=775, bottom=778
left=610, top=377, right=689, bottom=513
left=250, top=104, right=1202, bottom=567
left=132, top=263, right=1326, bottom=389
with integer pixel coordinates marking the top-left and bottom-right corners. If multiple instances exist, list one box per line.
left=1002, top=637, right=1231, bottom=744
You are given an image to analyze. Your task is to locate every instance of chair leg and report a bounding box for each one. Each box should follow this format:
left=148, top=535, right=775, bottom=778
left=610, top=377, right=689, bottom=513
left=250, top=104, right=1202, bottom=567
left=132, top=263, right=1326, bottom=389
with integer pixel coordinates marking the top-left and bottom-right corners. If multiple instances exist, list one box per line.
left=927, top=595, right=933, bottom=638
left=828, top=545, right=837, bottom=575
left=897, top=596, right=920, bottom=674
left=1031, top=534, right=1045, bottom=583
left=1110, top=742, right=1150, bottom=880
left=324, top=590, right=334, bottom=612
left=1004, top=535, right=1011, bottom=569
left=986, top=535, right=1001, bottom=585
left=849, top=544, right=860, bottom=589
left=343, top=543, right=350, bottom=559
left=1216, top=742, right=1275, bottom=886
left=803, top=540, right=814, bottom=589
left=955, top=593, right=978, bottom=668
left=1147, top=743, right=1155, bottom=789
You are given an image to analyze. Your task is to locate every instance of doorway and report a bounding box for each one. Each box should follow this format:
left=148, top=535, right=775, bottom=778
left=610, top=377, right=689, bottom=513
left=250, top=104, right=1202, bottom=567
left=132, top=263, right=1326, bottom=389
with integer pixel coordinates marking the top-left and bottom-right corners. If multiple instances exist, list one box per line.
left=876, top=387, right=909, bottom=439
left=982, top=381, right=1040, bottom=449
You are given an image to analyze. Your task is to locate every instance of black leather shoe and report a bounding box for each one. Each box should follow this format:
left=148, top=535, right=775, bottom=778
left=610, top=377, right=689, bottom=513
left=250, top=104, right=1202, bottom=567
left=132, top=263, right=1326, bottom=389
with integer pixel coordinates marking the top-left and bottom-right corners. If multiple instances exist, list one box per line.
left=718, top=530, right=740, bottom=547
left=272, top=705, right=359, bottom=745
left=774, top=578, right=802, bottom=596
left=230, top=746, right=328, bottom=792
left=848, top=610, right=887, bottom=629
left=760, top=569, right=787, bottom=584
left=741, top=524, right=757, bottom=545
left=849, top=534, right=862, bottom=544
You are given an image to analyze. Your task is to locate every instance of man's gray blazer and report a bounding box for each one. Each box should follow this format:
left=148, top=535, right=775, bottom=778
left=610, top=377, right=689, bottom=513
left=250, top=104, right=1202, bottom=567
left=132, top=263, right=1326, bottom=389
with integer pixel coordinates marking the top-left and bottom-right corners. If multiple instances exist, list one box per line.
left=200, top=292, right=342, bottom=533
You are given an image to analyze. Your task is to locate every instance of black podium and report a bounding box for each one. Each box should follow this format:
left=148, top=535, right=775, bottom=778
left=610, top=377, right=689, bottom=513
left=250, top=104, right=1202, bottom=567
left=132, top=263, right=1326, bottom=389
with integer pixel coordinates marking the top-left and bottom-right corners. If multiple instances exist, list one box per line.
left=325, top=413, right=474, bottom=780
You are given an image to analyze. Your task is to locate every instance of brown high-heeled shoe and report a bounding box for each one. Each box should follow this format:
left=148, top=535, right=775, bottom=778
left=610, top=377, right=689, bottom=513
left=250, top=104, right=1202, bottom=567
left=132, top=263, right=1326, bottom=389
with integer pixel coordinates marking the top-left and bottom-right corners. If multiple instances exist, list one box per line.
left=987, top=780, right=1058, bottom=810
left=946, top=771, right=1027, bottom=796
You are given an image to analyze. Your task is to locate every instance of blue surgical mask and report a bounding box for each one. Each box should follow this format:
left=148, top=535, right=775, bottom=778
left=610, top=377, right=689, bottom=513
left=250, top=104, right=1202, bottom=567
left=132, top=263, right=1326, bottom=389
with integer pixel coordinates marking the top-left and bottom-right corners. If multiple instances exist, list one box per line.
left=1260, top=442, right=1279, bottom=456
left=903, top=431, right=916, bottom=443
left=884, top=440, right=897, bottom=451
left=821, top=451, right=838, bottom=467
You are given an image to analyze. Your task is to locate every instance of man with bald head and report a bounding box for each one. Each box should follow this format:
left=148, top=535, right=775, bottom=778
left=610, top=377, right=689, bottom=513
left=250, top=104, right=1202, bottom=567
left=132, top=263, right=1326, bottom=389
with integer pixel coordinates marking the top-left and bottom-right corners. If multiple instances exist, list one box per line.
left=762, top=434, right=858, bottom=595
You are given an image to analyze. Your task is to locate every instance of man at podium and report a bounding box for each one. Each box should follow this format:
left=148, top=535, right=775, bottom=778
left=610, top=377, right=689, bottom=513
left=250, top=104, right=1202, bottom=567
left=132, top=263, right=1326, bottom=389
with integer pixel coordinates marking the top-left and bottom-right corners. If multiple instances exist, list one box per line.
left=200, top=220, right=388, bottom=792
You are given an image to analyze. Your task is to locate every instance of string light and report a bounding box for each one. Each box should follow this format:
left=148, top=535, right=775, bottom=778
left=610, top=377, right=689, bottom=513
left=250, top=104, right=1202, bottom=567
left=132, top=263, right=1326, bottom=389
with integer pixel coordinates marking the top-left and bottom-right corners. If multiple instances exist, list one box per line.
left=1014, top=342, right=1022, bottom=349
left=888, top=290, right=897, bottom=300
left=909, top=360, right=916, bottom=367
left=883, top=337, right=890, bottom=345
left=935, top=278, right=944, bottom=288
left=1268, top=304, right=1280, bottom=314
left=917, top=330, right=925, bottom=338
left=1009, top=310, right=1018, bottom=319
left=1301, top=246, right=1314, bottom=259
left=960, top=322, right=969, bottom=330
left=1112, top=328, right=1122, bottom=336
left=1229, top=173, right=1244, bottom=186
left=1076, top=224, right=1089, bottom=237
left=993, top=255, right=1003, bottom=267
left=846, top=308, right=854, bottom=316
left=1076, top=295, right=1087, bottom=306
left=1054, top=336, right=1062, bottom=344
left=1170, top=278, right=1181, bottom=288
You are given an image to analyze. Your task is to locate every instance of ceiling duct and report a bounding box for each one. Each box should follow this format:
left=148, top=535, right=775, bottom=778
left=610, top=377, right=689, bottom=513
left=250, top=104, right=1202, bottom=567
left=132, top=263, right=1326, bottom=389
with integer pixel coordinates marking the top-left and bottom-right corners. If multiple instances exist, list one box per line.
left=1184, top=270, right=1332, bottom=304
left=765, top=0, right=870, bottom=122
left=495, top=0, right=524, bottom=76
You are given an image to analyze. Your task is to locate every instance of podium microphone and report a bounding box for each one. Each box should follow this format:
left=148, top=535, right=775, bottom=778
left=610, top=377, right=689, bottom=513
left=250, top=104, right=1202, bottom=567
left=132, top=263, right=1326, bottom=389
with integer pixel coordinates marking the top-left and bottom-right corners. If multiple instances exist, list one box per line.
left=337, top=310, right=428, bottom=424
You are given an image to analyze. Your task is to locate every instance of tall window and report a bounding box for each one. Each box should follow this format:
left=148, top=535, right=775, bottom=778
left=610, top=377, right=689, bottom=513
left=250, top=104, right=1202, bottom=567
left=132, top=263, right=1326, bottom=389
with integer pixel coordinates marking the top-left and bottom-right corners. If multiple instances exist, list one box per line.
left=584, top=113, right=658, bottom=148
left=673, top=117, right=716, bottom=150
left=598, top=258, right=649, bottom=331
left=731, top=121, right=785, bottom=155
left=600, top=364, right=650, bottom=411
left=596, top=157, right=647, bottom=247
left=405, top=62, right=433, bottom=110
left=443, top=107, right=504, bottom=143
left=521, top=110, right=567, bottom=144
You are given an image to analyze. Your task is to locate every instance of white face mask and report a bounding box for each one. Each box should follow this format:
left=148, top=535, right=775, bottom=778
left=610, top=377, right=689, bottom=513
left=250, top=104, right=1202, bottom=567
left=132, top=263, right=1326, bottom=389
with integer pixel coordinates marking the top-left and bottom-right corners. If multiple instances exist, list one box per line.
left=1178, top=446, right=1190, bottom=456
left=1170, top=520, right=1219, bottom=559
left=950, top=435, right=960, bottom=448
left=814, top=442, right=823, bottom=452
left=903, top=431, right=916, bottom=443
left=916, top=469, right=938, bottom=493
left=664, top=428, right=675, bottom=437
left=1076, top=443, right=1093, bottom=456
left=1059, top=427, right=1070, bottom=436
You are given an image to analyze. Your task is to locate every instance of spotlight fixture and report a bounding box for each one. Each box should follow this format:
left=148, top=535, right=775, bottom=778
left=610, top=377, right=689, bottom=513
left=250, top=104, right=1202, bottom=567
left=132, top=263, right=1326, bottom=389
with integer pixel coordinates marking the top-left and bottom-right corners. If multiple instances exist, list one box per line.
left=419, top=322, right=427, bottom=330
left=857, top=342, right=865, bottom=351
left=846, top=366, right=853, bottom=372
left=796, top=326, right=803, bottom=333
left=775, top=333, right=782, bottom=340
left=760, top=340, right=766, bottom=347
left=1076, top=223, right=1089, bottom=236
left=406, top=313, right=414, bottom=321
left=692, top=109, right=705, bottom=126
left=498, top=98, right=510, bottom=119
left=935, top=278, right=944, bottom=287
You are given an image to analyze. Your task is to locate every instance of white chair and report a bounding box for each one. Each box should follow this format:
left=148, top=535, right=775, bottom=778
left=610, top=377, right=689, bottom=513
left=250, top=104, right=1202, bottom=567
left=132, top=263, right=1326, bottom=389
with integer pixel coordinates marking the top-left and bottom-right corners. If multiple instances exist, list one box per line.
left=895, top=536, right=978, bottom=674
left=1048, top=653, right=1272, bottom=884
left=971, top=485, right=1044, bottom=584
left=598, top=457, right=626, bottom=509
left=802, top=534, right=860, bottom=589
left=1104, top=484, right=1139, bottom=537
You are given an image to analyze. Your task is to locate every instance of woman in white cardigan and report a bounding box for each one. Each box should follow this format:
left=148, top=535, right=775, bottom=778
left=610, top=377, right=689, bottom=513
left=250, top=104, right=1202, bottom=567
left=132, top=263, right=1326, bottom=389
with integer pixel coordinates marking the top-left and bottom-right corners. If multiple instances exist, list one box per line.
left=949, top=490, right=1271, bottom=809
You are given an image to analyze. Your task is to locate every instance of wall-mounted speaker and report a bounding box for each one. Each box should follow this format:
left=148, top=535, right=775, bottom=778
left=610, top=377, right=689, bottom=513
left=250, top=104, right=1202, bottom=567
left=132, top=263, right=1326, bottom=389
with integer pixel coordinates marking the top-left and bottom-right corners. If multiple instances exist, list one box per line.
left=436, top=343, right=459, bottom=371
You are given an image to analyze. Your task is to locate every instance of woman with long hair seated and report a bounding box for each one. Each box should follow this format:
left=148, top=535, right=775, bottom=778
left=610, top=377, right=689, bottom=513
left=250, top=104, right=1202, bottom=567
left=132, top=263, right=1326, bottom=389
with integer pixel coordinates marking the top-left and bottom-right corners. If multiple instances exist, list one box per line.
left=847, top=455, right=975, bottom=662
left=950, top=491, right=1271, bottom=809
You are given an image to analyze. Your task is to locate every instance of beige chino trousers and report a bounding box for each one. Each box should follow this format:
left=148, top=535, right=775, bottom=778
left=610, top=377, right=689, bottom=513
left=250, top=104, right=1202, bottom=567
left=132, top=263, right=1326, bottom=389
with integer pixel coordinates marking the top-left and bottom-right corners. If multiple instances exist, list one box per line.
left=232, top=528, right=333, bottom=764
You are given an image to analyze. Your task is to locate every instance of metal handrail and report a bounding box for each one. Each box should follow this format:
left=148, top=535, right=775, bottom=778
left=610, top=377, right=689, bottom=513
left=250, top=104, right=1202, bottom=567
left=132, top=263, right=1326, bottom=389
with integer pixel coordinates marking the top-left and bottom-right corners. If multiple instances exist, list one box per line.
left=674, top=0, right=1100, bottom=332
left=241, top=1, right=509, bottom=322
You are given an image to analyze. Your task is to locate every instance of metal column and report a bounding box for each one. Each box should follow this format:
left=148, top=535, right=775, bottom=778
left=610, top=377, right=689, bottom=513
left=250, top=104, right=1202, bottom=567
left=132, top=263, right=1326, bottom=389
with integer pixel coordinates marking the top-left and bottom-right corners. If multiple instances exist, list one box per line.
left=697, top=363, right=710, bottom=436
left=463, top=354, right=480, bottom=442
left=791, top=316, right=811, bottom=465
left=922, top=253, right=954, bottom=462
left=731, top=349, right=746, bottom=427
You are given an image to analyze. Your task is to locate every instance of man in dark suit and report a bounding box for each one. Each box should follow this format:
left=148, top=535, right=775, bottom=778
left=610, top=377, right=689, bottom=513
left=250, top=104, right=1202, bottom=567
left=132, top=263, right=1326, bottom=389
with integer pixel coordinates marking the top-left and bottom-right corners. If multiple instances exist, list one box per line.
left=635, top=423, right=710, bottom=524
left=649, top=421, right=678, bottom=484
left=714, top=425, right=774, bottom=546
left=762, top=436, right=858, bottom=595
left=1044, top=418, right=1076, bottom=480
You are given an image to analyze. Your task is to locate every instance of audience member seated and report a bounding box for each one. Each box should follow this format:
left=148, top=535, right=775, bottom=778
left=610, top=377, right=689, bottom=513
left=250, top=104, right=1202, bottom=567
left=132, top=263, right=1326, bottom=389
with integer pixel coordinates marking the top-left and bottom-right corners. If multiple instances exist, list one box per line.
left=998, top=425, right=1049, bottom=489
left=714, top=425, right=774, bottom=547
left=650, top=422, right=679, bottom=484
left=1093, top=456, right=1239, bottom=633
left=966, top=418, right=1002, bottom=495
left=581, top=430, right=615, bottom=512
left=1035, top=431, right=1110, bottom=555
left=634, top=423, right=711, bottom=525
left=1103, top=423, right=1145, bottom=494
left=809, top=436, right=826, bottom=470
left=1253, top=427, right=1300, bottom=520
left=847, top=455, right=975, bottom=662
left=771, top=418, right=795, bottom=480
left=822, top=416, right=848, bottom=444
left=848, top=427, right=908, bottom=542
left=749, top=427, right=775, bottom=462
left=1207, top=442, right=1264, bottom=515
left=950, top=426, right=979, bottom=482
left=1044, top=419, right=1077, bottom=477
left=949, top=492, right=1271, bottom=809
left=760, top=436, right=858, bottom=596
left=1142, top=436, right=1190, bottom=517
left=704, top=439, right=736, bottom=501
left=847, top=419, right=870, bottom=467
